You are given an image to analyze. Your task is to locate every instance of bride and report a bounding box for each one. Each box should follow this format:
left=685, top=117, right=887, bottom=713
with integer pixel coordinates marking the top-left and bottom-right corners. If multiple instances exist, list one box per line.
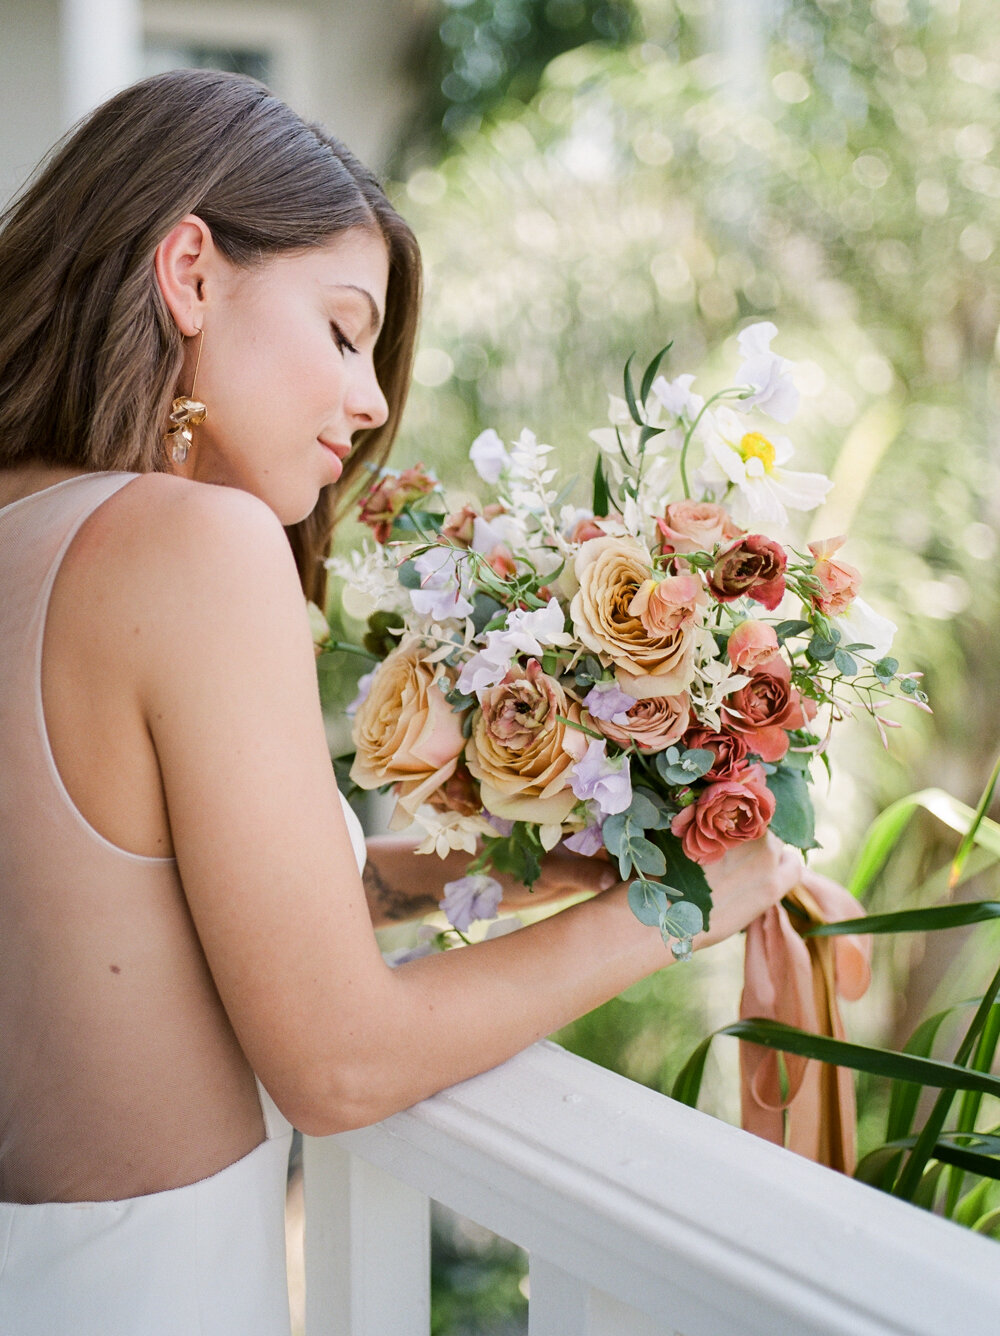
left=0, top=68, right=799, bottom=1334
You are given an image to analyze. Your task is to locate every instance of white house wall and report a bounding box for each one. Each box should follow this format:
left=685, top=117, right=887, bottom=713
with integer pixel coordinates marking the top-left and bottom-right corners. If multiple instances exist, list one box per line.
left=1, top=0, right=427, bottom=205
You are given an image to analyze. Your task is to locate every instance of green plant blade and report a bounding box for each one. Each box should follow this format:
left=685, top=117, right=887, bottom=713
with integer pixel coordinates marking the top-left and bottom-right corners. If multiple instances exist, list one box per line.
left=724, top=1018, right=1000, bottom=1100
left=671, top=1033, right=715, bottom=1107
left=950, top=750, right=1000, bottom=889
left=887, top=1002, right=977, bottom=1143
left=847, top=787, right=1000, bottom=899
left=946, top=1009, right=1000, bottom=1215
left=639, top=343, right=673, bottom=404
left=894, top=962, right=1000, bottom=1202
left=972, top=1208, right=1000, bottom=1239
left=808, top=902, right=1000, bottom=936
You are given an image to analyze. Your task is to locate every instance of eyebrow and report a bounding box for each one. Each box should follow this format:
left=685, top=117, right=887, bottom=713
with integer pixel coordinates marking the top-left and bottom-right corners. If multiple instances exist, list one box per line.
left=331, top=284, right=383, bottom=336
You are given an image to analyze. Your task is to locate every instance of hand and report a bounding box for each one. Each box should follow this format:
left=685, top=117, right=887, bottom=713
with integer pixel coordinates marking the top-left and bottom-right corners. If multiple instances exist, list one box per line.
left=498, top=847, right=620, bottom=911
left=695, top=833, right=802, bottom=950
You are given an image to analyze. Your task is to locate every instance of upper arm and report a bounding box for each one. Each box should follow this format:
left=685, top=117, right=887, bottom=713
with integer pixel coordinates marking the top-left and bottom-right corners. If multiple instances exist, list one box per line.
left=121, top=479, right=392, bottom=1123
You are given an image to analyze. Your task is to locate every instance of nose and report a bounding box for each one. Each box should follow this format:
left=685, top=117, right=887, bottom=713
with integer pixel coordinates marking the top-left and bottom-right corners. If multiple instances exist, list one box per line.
left=347, top=358, right=390, bottom=432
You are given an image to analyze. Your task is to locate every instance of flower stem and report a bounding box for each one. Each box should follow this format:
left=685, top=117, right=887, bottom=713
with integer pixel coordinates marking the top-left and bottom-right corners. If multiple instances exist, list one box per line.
left=678, top=387, right=743, bottom=499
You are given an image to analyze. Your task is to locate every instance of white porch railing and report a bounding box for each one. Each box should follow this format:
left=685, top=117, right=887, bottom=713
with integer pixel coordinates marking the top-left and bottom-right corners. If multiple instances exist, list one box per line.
left=302, top=1040, right=1000, bottom=1336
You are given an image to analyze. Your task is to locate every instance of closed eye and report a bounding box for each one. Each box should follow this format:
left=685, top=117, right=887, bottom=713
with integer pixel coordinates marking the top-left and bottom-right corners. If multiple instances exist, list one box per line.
left=331, top=322, right=359, bottom=356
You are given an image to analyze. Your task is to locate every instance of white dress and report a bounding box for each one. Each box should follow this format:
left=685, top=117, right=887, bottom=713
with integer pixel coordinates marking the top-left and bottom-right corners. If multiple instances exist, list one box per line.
left=0, top=473, right=368, bottom=1334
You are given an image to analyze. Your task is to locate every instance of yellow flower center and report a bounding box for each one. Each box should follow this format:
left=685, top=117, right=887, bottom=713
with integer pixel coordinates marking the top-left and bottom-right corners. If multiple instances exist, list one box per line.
left=738, top=432, right=777, bottom=473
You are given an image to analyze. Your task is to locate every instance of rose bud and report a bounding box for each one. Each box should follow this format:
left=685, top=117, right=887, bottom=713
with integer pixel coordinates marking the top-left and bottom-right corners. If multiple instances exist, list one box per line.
left=358, top=465, right=437, bottom=544
left=808, top=536, right=861, bottom=617
left=727, top=620, right=780, bottom=671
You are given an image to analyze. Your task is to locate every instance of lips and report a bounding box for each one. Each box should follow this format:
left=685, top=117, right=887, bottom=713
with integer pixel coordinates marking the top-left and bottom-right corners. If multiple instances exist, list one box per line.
left=320, top=440, right=351, bottom=460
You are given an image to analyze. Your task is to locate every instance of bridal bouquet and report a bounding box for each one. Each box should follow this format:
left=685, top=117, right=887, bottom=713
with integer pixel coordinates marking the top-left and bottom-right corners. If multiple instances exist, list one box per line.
left=323, top=324, right=925, bottom=956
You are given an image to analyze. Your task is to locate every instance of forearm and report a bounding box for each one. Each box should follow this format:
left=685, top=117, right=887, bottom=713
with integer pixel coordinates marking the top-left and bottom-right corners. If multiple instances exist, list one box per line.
left=309, top=883, right=670, bottom=1131
left=363, top=833, right=617, bottom=928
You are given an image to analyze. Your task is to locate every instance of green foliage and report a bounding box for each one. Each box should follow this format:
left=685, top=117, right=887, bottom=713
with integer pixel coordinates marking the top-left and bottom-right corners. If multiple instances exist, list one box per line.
left=765, top=762, right=819, bottom=851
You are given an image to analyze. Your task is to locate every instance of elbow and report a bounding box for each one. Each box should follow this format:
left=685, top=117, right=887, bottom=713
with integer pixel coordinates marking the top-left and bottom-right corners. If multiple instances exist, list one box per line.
left=277, top=1067, right=405, bottom=1138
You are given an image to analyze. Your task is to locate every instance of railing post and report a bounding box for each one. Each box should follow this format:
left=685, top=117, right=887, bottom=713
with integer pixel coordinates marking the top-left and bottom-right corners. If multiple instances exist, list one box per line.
left=303, top=1136, right=430, bottom=1336
left=529, top=1257, right=677, bottom=1336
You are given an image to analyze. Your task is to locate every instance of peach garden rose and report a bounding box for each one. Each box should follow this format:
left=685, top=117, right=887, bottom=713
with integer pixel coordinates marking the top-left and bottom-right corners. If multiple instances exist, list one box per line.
left=465, top=659, right=588, bottom=825
left=350, top=639, right=467, bottom=824
left=570, top=536, right=705, bottom=698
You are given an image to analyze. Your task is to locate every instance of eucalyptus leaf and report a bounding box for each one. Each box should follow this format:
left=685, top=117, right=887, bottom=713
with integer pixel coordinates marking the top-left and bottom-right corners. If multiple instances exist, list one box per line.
left=628, top=879, right=668, bottom=926
left=629, top=837, right=667, bottom=877
left=833, top=649, right=858, bottom=677
left=660, top=899, right=704, bottom=941
left=774, top=619, right=811, bottom=641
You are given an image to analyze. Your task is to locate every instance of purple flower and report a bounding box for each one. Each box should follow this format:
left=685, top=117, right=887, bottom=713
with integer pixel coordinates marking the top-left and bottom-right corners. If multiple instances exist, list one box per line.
left=564, top=824, right=605, bottom=856
left=570, top=740, right=632, bottom=816
left=584, top=682, right=635, bottom=725
left=440, top=874, right=503, bottom=932
left=483, top=810, right=515, bottom=837
left=347, top=669, right=375, bottom=717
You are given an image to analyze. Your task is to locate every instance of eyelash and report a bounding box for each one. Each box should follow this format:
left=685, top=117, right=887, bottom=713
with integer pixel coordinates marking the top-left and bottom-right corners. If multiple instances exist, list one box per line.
left=330, top=322, right=359, bottom=356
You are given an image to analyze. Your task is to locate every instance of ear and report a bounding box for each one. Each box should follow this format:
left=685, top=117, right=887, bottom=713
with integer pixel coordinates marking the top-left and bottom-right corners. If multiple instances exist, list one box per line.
left=154, top=214, right=217, bottom=337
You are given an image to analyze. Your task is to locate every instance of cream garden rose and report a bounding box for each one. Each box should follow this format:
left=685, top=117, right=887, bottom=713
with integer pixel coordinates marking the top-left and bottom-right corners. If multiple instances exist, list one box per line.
left=465, top=659, right=588, bottom=824
left=350, top=639, right=467, bottom=825
left=570, top=536, right=705, bottom=698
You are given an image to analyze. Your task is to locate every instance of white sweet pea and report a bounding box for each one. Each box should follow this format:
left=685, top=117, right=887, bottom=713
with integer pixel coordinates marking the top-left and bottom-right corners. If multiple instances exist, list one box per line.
left=471, top=511, right=528, bottom=556
left=455, top=600, right=571, bottom=696
left=733, top=322, right=800, bottom=424
left=699, top=405, right=831, bottom=529
left=651, top=372, right=704, bottom=422
left=409, top=546, right=476, bottom=622
left=835, top=597, right=897, bottom=660
left=470, top=428, right=510, bottom=483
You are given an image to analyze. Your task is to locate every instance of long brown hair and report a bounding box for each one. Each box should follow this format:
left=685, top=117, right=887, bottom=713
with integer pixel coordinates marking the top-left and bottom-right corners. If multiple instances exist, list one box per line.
left=0, top=68, right=421, bottom=602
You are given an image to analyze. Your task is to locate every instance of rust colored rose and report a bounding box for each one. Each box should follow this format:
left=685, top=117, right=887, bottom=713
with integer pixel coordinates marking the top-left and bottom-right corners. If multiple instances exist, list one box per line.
left=441, top=505, right=478, bottom=547
left=682, top=726, right=750, bottom=781
left=723, top=654, right=806, bottom=762
left=708, top=534, right=787, bottom=611
left=570, top=537, right=704, bottom=698
left=596, top=692, right=691, bottom=751
left=465, top=659, right=588, bottom=824
left=808, top=536, right=861, bottom=617
left=671, top=764, right=776, bottom=864
left=350, top=639, right=467, bottom=823
left=657, top=501, right=742, bottom=555
left=358, top=465, right=436, bottom=544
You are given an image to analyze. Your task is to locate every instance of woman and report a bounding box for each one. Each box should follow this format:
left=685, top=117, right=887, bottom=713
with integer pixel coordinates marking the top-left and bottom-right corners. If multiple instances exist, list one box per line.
left=0, top=69, right=798, bottom=1334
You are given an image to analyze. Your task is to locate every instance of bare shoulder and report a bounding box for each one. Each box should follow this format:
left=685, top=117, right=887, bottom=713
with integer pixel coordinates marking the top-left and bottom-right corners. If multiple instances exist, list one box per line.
left=76, top=472, right=294, bottom=587
left=58, top=473, right=309, bottom=683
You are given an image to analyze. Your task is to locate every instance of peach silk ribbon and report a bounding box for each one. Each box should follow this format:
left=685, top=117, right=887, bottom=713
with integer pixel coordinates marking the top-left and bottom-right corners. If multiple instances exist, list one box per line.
left=740, top=871, right=872, bottom=1172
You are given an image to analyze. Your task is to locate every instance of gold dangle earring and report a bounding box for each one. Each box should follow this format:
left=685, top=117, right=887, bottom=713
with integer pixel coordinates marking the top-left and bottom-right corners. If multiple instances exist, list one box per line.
left=165, top=328, right=207, bottom=465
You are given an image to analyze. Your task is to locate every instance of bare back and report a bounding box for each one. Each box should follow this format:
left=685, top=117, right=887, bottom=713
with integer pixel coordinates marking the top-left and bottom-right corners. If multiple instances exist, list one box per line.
left=0, top=472, right=264, bottom=1203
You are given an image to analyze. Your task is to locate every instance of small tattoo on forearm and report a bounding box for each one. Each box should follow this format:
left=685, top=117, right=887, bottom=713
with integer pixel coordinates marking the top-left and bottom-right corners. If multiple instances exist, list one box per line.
left=363, top=860, right=438, bottom=923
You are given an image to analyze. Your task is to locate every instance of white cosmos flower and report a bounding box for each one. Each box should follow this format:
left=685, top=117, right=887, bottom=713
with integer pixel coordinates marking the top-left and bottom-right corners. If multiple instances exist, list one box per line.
left=698, top=405, right=832, bottom=529
left=733, top=322, right=800, bottom=424
left=835, top=597, right=896, bottom=660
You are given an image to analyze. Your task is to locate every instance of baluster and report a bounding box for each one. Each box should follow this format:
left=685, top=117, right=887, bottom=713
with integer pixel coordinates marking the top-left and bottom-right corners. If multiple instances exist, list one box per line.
left=303, top=1137, right=430, bottom=1336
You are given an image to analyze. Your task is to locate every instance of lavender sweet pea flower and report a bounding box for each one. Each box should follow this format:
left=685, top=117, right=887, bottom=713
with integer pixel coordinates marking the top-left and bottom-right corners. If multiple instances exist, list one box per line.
left=733, top=322, right=799, bottom=424
left=584, top=682, right=635, bottom=726
left=470, top=428, right=510, bottom=484
left=563, top=824, right=605, bottom=856
left=570, top=740, right=632, bottom=816
left=456, top=601, right=571, bottom=697
left=346, top=669, right=375, bottom=717
left=440, top=874, right=503, bottom=932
